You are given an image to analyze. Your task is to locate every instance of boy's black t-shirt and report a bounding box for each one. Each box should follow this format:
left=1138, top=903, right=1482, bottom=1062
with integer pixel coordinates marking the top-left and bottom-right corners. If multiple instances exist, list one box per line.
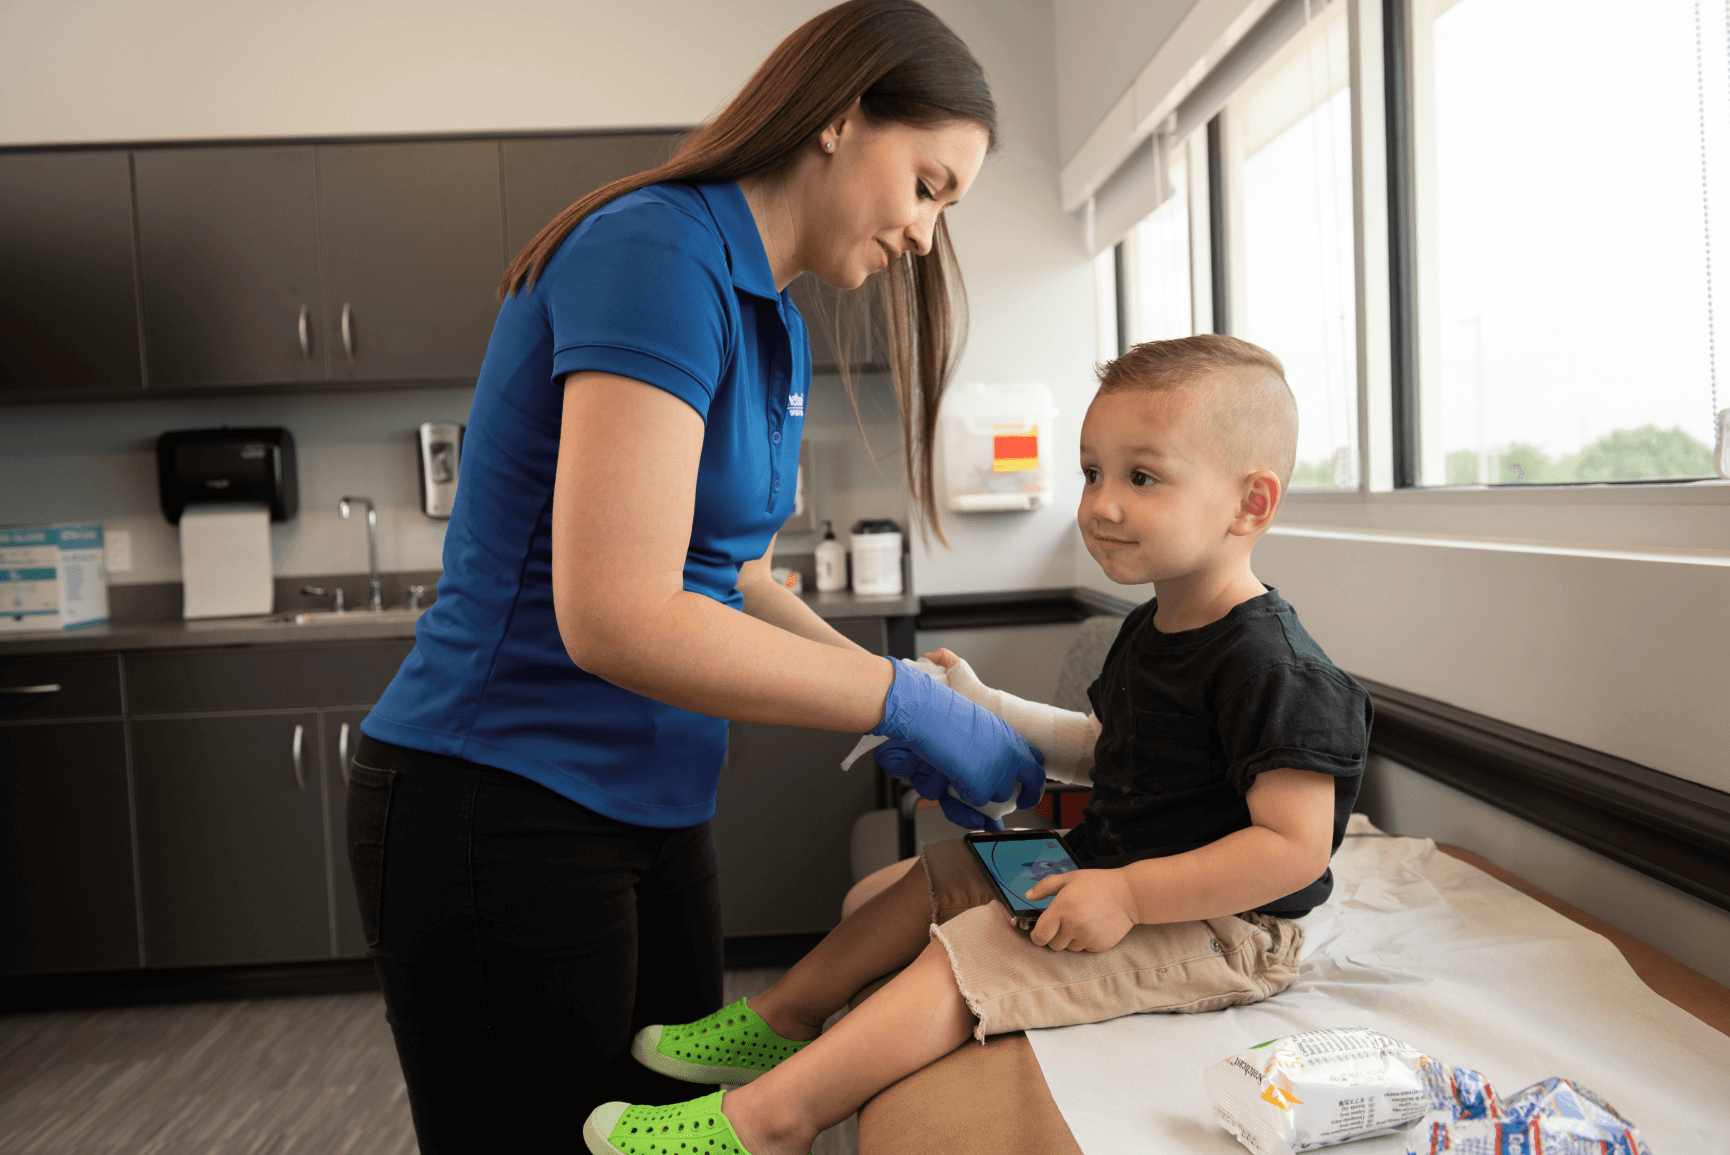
left=1067, top=588, right=1371, bottom=917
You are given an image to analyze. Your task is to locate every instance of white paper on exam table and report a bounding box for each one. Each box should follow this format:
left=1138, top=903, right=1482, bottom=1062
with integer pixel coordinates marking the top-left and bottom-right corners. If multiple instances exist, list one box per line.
left=1025, top=816, right=1730, bottom=1154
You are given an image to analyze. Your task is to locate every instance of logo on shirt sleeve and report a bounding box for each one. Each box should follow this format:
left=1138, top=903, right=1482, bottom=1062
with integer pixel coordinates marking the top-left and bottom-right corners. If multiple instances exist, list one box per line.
left=788, top=392, right=805, bottom=417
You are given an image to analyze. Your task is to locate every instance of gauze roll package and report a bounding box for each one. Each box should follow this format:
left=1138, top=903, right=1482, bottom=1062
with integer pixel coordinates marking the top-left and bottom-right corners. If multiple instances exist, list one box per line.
left=1204, top=1027, right=1435, bottom=1154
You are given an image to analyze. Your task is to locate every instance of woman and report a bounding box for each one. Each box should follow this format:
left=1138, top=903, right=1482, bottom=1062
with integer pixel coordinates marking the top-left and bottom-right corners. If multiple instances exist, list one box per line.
left=349, top=1, right=1042, bottom=1149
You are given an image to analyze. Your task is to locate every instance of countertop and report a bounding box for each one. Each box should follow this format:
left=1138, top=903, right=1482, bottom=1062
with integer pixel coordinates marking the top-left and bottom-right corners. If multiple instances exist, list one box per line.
left=0, top=589, right=922, bottom=657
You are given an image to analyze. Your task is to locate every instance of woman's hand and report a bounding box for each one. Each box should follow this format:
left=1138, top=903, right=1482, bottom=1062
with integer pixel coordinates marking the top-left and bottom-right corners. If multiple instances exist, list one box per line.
left=871, top=740, right=1007, bottom=830
left=1025, top=869, right=1137, bottom=953
left=872, top=658, right=1045, bottom=811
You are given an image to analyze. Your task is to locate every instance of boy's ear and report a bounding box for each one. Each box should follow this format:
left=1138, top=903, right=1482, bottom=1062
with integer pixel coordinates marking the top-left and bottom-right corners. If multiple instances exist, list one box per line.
left=1229, top=470, right=1282, bottom=537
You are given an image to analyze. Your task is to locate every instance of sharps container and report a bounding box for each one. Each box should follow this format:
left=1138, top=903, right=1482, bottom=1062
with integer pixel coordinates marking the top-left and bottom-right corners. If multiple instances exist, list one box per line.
left=849, top=519, right=903, bottom=596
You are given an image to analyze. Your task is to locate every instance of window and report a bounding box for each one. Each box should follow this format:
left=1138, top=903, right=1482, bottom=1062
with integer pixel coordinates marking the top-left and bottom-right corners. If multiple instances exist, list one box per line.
left=1118, top=140, right=1195, bottom=347
left=1222, top=0, right=1358, bottom=490
left=1407, top=0, right=1727, bottom=486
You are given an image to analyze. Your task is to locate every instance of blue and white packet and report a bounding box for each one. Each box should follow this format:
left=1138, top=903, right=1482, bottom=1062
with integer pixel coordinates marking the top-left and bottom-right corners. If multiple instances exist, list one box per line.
left=1405, top=1071, right=1654, bottom=1155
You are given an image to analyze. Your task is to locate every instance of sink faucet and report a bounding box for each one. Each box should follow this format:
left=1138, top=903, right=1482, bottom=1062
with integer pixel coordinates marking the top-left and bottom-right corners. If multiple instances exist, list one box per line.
left=338, top=496, right=384, bottom=612
left=301, top=585, right=345, bottom=612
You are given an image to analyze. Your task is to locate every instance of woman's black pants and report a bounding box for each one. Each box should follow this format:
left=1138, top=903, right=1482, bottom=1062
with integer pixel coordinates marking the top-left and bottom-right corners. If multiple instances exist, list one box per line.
left=346, top=734, right=724, bottom=1153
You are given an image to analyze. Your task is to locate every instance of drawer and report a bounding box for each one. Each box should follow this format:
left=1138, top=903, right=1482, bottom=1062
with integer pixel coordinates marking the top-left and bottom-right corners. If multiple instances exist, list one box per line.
left=0, top=654, right=123, bottom=720
left=126, top=641, right=413, bottom=714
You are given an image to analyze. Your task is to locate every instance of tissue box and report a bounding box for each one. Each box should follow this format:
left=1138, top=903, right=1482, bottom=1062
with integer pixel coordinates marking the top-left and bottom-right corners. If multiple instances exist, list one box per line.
left=0, top=524, right=109, bottom=633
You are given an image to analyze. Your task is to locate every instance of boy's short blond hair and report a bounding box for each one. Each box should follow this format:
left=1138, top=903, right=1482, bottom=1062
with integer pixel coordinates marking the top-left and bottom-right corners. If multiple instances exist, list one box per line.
left=1096, top=334, right=1299, bottom=490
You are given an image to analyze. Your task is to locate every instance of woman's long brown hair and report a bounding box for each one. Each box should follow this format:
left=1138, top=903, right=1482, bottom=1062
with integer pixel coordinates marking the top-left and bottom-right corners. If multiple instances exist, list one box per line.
left=499, top=0, right=997, bottom=543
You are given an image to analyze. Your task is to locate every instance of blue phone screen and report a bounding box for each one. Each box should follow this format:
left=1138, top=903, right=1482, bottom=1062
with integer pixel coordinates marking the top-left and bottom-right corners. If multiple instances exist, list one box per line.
left=981, top=836, right=1078, bottom=912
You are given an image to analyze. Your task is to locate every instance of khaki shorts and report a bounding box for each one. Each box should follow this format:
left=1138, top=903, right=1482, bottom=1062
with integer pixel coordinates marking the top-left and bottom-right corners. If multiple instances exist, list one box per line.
left=921, top=837, right=1304, bottom=1042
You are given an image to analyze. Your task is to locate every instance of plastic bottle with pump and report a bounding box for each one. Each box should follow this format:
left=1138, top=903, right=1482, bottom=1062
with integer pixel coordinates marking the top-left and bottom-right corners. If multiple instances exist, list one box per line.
left=815, top=520, right=847, bottom=592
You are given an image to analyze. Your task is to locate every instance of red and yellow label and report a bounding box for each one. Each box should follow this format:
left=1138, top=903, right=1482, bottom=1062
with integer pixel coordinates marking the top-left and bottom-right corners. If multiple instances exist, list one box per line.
left=993, top=434, right=1039, bottom=473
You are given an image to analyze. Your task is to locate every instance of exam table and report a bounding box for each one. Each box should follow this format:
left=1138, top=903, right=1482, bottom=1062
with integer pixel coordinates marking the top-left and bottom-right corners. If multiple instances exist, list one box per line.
left=854, top=838, right=1730, bottom=1155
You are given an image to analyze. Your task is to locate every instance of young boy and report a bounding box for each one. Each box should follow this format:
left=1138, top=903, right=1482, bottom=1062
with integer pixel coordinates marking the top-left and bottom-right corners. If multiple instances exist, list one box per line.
left=582, top=334, right=1372, bottom=1155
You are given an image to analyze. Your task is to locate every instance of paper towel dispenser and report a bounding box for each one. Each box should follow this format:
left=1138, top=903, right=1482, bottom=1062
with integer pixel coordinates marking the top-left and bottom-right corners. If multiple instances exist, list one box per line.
left=156, top=427, right=299, bottom=525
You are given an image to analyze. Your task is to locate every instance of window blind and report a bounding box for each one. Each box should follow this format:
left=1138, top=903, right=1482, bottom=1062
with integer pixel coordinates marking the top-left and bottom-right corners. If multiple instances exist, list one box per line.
left=1081, top=0, right=1344, bottom=255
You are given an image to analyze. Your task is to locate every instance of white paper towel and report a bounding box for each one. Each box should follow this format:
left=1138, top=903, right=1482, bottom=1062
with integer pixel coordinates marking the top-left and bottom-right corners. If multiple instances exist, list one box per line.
left=1024, top=819, right=1730, bottom=1153
left=180, top=502, right=274, bottom=619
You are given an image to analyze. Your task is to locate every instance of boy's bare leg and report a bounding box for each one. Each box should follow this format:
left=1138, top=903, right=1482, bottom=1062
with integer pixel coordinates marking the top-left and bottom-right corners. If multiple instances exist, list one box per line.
left=724, top=939, right=975, bottom=1155
left=748, top=857, right=930, bottom=1041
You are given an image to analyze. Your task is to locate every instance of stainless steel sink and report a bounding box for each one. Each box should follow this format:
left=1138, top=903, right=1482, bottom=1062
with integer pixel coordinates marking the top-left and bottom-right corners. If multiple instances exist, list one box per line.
left=269, top=608, right=424, bottom=625
left=191, top=607, right=425, bottom=629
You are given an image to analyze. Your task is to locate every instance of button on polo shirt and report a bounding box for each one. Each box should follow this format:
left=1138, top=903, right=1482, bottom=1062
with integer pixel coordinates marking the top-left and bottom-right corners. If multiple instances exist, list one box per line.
left=364, top=182, right=810, bottom=828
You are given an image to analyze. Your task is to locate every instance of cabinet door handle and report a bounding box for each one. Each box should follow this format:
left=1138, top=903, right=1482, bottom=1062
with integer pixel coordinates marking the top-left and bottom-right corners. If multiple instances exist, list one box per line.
left=0, top=684, right=60, bottom=694
left=292, top=724, right=305, bottom=790
left=341, top=302, right=355, bottom=362
left=298, top=305, right=311, bottom=360
left=339, top=723, right=351, bottom=787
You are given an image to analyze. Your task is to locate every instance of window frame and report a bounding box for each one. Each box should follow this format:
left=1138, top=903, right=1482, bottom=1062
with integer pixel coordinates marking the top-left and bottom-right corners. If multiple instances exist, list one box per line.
left=1369, top=0, right=1730, bottom=501
left=1092, top=0, right=1730, bottom=531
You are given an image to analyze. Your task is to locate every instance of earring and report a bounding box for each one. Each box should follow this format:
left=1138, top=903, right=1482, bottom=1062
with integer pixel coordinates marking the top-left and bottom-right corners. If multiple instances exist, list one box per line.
left=824, top=140, right=835, bottom=152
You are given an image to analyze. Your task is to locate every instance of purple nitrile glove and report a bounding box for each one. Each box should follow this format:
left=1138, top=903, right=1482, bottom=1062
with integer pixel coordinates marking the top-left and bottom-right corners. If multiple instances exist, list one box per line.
left=874, top=740, right=1005, bottom=831
left=871, top=738, right=949, bottom=800
left=871, top=658, right=1045, bottom=811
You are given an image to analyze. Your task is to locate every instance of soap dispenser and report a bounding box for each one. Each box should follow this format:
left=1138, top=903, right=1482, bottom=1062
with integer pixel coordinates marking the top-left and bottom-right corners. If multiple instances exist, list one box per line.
left=815, top=520, right=847, bottom=592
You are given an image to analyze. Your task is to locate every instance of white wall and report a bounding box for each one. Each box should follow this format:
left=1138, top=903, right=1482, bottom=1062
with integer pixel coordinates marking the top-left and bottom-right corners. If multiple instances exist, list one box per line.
left=1052, top=0, right=1200, bottom=165
left=913, top=2, right=1101, bottom=596
left=1362, top=755, right=1730, bottom=988
left=1252, top=529, right=1729, bottom=794
left=0, top=0, right=819, bottom=147
left=1, top=0, right=1101, bottom=599
left=0, top=386, right=473, bottom=584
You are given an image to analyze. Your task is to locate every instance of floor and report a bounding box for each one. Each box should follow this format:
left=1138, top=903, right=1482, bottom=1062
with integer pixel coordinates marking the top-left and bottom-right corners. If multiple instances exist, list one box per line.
left=0, top=970, right=857, bottom=1155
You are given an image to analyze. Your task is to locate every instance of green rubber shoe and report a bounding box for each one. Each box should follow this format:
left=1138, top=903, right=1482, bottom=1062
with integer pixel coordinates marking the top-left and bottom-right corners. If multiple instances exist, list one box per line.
left=630, top=997, right=811, bottom=1085
left=584, top=1091, right=782, bottom=1155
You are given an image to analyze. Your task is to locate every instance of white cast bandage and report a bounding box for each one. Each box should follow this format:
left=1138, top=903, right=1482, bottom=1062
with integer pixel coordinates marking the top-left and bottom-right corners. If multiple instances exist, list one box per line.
left=937, top=656, right=1098, bottom=786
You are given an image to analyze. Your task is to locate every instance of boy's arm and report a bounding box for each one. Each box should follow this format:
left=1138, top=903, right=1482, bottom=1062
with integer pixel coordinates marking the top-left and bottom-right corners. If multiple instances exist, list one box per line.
left=1120, top=767, right=1335, bottom=924
left=924, top=648, right=1099, bottom=784
left=1024, top=767, right=1335, bottom=952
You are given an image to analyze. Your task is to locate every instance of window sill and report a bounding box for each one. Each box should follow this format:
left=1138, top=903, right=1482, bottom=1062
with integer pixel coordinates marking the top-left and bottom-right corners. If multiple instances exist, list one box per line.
left=1267, top=522, right=1730, bottom=567
left=1287, top=479, right=1730, bottom=507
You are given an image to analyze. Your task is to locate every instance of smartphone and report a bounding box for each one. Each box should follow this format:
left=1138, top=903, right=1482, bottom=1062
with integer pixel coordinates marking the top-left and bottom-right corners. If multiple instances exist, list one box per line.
left=962, top=829, right=1083, bottom=931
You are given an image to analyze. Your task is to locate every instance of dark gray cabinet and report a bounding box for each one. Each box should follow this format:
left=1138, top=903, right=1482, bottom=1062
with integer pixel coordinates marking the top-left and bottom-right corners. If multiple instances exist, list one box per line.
left=323, top=707, right=370, bottom=958
left=712, top=617, right=888, bottom=937
left=134, top=141, right=503, bottom=389
left=0, top=131, right=890, bottom=400
left=0, top=721, right=140, bottom=974
left=0, top=151, right=142, bottom=395
left=131, top=711, right=331, bottom=967
left=0, top=653, right=123, bottom=721
left=126, top=642, right=412, bottom=715
left=0, top=640, right=409, bottom=975
left=501, top=133, right=679, bottom=255
left=134, top=146, right=325, bottom=387
left=318, top=141, right=505, bottom=382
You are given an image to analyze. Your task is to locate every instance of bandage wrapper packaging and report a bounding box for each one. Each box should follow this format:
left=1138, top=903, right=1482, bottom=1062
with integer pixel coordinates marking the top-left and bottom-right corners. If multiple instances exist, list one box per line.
left=1203, top=1026, right=1655, bottom=1155
left=1204, top=1027, right=1435, bottom=1153
left=1404, top=1072, right=1654, bottom=1155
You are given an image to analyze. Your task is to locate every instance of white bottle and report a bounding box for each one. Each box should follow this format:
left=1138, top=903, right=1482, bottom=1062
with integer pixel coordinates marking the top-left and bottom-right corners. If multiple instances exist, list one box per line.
left=815, top=520, right=847, bottom=592
left=849, top=519, right=903, bottom=596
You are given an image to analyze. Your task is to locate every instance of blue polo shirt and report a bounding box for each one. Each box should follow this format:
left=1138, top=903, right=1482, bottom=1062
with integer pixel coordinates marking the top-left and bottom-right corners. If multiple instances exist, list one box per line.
left=363, top=181, right=809, bottom=827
